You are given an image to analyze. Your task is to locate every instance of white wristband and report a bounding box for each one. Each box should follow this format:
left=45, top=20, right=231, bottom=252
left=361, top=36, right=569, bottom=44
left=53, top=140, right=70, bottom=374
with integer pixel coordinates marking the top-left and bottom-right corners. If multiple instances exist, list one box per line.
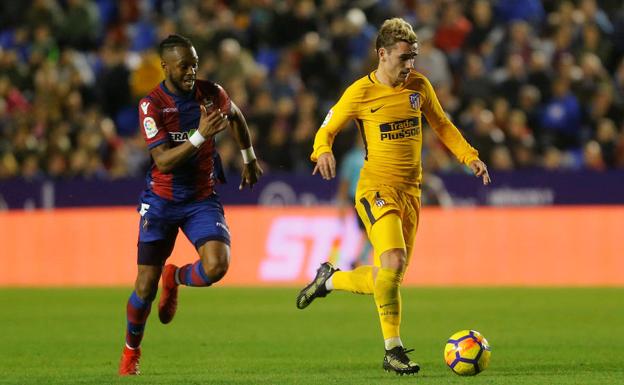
left=241, top=147, right=256, bottom=164
left=189, top=130, right=206, bottom=148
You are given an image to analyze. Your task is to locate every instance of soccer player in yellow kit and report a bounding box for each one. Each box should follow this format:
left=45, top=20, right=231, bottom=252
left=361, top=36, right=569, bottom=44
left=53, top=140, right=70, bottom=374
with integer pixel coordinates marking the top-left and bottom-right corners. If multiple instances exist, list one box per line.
left=296, top=18, right=491, bottom=375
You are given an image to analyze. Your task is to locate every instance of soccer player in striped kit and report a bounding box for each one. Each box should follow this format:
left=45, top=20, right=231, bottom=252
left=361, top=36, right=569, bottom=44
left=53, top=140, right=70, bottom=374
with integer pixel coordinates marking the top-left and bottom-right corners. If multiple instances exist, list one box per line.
left=119, top=34, right=263, bottom=375
left=296, top=18, right=490, bottom=375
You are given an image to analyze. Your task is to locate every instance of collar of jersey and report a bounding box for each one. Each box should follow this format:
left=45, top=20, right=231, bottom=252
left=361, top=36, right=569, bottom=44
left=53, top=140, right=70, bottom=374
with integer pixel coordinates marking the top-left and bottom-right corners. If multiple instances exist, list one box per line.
left=160, top=81, right=195, bottom=100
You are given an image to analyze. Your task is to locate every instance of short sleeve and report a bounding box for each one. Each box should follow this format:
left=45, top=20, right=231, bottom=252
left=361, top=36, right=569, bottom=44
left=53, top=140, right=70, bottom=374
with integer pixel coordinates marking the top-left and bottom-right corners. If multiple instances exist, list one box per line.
left=138, top=97, right=168, bottom=149
left=215, top=84, right=233, bottom=117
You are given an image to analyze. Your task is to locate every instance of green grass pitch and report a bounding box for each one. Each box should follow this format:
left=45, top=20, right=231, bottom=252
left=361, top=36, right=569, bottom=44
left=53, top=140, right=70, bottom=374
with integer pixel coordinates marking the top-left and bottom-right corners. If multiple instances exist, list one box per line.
left=0, top=287, right=622, bottom=384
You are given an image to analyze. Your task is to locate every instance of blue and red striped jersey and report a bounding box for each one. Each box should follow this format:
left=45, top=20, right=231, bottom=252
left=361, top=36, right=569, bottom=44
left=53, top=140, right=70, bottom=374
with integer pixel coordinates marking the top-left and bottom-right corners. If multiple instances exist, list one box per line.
left=139, top=80, right=232, bottom=202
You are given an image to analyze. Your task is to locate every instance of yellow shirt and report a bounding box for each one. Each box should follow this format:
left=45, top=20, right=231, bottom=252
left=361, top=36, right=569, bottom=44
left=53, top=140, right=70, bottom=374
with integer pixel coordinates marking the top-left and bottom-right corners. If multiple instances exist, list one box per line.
left=311, top=69, right=480, bottom=196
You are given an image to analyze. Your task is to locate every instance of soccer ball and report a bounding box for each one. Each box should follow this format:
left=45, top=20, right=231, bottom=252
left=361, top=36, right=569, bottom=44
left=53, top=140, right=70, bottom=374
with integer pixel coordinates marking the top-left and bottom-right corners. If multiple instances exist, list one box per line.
left=444, top=330, right=491, bottom=376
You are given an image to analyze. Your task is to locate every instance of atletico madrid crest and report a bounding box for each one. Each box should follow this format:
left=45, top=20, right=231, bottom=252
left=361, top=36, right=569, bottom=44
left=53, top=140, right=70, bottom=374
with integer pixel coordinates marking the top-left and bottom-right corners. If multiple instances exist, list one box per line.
left=409, top=93, right=421, bottom=110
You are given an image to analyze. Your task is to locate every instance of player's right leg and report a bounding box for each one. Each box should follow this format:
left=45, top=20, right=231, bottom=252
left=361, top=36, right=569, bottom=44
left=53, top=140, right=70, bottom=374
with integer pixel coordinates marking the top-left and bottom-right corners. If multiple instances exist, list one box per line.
left=119, top=264, right=161, bottom=375
left=120, top=193, right=177, bottom=375
left=301, top=190, right=397, bottom=299
left=296, top=191, right=386, bottom=307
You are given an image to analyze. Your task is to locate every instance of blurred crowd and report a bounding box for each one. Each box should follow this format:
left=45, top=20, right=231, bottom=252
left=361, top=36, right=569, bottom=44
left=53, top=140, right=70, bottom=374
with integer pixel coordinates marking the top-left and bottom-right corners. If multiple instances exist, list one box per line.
left=1, top=0, right=624, bottom=182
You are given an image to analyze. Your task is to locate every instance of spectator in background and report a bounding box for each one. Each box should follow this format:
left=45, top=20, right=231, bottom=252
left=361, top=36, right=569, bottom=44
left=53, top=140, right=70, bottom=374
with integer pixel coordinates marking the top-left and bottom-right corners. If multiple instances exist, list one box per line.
left=492, top=97, right=511, bottom=131
left=495, top=0, right=544, bottom=27
left=583, top=140, right=606, bottom=170
left=468, top=108, right=505, bottom=165
left=576, top=22, right=613, bottom=68
left=435, top=1, right=471, bottom=68
left=96, top=46, right=131, bottom=118
left=490, top=144, right=515, bottom=170
left=0, top=76, right=29, bottom=114
left=413, top=27, right=451, bottom=88
left=579, top=0, right=614, bottom=35
left=595, top=118, right=618, bottom=167
left=58, top=0, right=100, bottom=50
left=542, top=145, right=566, bottom=170
left=464, top=0, right=497, bottom=54
left=460, top=53, right=493, bottom=106
left=0, top=152, right=18, bottom=179
left=585, top=83, right=623, bottom=132
left=495, top=54, right=527, bottom=107
left=20, top=152, right=43, bottom=181
left=299, top=31, right=339, bottom=100
left=613, top=58, right=624, bottom=103
left=496, top=20, right=535, bottom=67
left=214, top=38, right=255, bottom=86
left=540, top=77, right=582, bottom=150
left=574, top=53, right=610, bottom=105
left=262, top=98, right=294, bottom=171
left=26, top=0, right=63, bottom=33
left=527, top=51, right=552, bottom=102
left=517, top=84, right=543, bottom=137
left=0, top=0, right=623, bottom=182
left=130, top=49, right=162, bottom=101
left=409, top=0, right=439, bottom=31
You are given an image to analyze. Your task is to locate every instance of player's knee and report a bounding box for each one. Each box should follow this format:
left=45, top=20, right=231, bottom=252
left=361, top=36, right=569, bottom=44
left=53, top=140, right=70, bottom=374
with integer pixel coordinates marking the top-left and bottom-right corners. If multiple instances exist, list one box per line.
left=381, top=248, right=407, bottom=272
left=135, top=276, right=159, bottom=302
left=202, top=255, right=229, bottom=282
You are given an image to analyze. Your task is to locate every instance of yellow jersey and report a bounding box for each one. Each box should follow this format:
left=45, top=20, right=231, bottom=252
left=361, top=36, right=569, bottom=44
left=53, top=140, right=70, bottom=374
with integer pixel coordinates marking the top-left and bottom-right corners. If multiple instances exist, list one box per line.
left=311, top=69, right=480, bottom=196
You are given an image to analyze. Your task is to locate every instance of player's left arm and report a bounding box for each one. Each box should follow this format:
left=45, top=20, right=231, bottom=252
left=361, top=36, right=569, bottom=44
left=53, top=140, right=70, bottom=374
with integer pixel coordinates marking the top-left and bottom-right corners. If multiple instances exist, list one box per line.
left=228, top=101, right=263, bottom=190
left=421, top=77, right=491, bottom=185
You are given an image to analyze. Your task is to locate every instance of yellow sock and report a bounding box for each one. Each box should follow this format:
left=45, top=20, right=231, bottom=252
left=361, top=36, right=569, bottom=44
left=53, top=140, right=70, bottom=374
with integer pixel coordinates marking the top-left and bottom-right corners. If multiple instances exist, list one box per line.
left=332, top=266, right=375, bottom=294
left=374, top=268, right=402, bottom=340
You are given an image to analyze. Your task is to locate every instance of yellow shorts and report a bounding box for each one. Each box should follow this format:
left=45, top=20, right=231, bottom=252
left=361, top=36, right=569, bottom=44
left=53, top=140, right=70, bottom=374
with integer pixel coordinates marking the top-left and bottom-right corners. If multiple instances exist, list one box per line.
left=354, top=184, right=421, bottom=267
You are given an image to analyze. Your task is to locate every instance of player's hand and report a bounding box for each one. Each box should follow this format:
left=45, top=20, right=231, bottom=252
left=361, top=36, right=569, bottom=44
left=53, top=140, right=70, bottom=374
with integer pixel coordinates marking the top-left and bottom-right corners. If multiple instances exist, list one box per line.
left=469, top=159, right=491, bottom=185
left=198, top=105, right=229, bottom=138
left=312, top=152, right=336, bottom=180
left=239, top=159, right=263, bottom=190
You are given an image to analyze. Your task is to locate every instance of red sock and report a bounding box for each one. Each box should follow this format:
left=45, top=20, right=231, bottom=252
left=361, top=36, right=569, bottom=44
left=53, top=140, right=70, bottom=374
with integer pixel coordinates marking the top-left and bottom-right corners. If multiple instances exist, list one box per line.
left=177, top=260, right=213, bottom=287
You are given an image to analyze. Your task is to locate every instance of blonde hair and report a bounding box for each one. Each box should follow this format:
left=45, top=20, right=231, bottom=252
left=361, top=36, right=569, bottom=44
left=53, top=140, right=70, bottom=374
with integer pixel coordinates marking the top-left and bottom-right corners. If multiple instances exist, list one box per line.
left=376, top=18, right=418, bottom=51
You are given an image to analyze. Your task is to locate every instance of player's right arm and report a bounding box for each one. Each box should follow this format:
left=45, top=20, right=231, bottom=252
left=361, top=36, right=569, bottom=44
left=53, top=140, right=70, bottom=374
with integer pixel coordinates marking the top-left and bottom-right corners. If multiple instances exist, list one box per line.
left=311, top=84, right=361, bottom=180
left=140, top=98, right=228, bottom=173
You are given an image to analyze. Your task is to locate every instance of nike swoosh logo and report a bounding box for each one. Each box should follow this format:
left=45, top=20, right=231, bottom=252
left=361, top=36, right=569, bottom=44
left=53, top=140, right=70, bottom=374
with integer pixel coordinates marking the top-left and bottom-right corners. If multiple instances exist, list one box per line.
left=371, top=105, right=384, bottom=113
left=379, top=302, right=398, bottom=308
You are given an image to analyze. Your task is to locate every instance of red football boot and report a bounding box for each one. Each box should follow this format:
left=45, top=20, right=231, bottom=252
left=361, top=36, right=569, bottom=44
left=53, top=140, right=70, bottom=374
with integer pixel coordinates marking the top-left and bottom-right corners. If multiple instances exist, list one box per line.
left=118, top=346, right=141, bottom=375
left=158, top=264, right=179, bottom=324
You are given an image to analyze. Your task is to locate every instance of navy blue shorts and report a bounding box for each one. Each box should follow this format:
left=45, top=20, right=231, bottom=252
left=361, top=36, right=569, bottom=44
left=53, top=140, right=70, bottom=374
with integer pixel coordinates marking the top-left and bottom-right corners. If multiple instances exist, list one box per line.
left=136, top=190, right=231, bottom=265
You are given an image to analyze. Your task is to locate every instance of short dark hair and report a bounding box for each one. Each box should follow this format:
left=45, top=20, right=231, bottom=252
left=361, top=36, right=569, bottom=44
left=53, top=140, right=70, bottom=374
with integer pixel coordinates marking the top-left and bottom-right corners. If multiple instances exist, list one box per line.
left=158, top=34, right=193, bottom=57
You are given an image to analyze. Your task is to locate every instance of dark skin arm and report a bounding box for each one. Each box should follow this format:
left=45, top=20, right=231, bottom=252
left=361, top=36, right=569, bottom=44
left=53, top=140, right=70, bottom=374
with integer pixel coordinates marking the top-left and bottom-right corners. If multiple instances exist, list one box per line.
left=229, top=101, right=263, bottom=189
left=150, top=107, right=228, bottom=174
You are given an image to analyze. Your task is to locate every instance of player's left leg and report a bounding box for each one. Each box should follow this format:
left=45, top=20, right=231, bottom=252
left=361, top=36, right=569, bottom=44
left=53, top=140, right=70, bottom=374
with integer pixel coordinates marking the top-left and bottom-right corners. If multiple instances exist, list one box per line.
left=159, top=243, right=229, bottom=323
left=379, top=195, right=420, bottom=375
left=177, top=240, right=230, bottom=286
left=158, top=194, right=231, bottom=323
